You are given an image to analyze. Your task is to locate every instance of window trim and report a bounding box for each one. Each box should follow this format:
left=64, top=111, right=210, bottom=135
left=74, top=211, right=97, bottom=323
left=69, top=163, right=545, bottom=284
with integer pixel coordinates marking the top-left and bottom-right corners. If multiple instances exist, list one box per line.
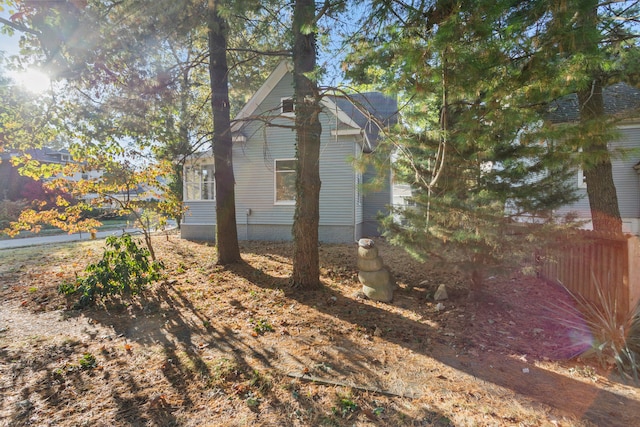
left=578, top=169, right=587, bottom=189
left=184, top=162, right=216, bottom=201
left=576, top=148, right=587, bottom=189
left=355, top=171, right=363, bottom=207
left=274, top=158, right=296, bottom=205
left=281, top=97, right=295, bottom=116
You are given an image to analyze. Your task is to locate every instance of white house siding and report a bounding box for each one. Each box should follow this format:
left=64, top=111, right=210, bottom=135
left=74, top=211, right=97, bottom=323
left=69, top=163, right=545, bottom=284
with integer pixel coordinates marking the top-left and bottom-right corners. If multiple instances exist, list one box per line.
left=232, top=73, right=359, bottom=243
left=557, top=124, right=640, bottom=234
left=362, top=164, right=391, bottom=237
left=180, top=69, right=395, bottom=244
left=181, top=200, right=216, bottom=240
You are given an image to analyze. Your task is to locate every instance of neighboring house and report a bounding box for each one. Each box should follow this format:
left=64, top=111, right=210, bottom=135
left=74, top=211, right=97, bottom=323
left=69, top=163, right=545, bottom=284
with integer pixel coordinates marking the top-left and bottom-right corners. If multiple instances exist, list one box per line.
left=0, top=147, right=100, bottom=201
left=392, top=182, right=414, bottom=209
left=0, top=147, right=161, bottom=209
left=181, top=61, right=397, bottom=243
left=549, top=83, right=640, bottom=234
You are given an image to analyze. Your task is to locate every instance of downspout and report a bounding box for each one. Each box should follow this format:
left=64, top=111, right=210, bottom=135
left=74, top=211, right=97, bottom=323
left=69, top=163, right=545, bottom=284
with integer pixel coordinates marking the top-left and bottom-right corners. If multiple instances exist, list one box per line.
left=245, top=208, right=251, bottom=240
left=354, top=136, right=358, bottom=243
left=182, top=163, right=188, bottom=226
left=354, top=131, right=365, bottom=242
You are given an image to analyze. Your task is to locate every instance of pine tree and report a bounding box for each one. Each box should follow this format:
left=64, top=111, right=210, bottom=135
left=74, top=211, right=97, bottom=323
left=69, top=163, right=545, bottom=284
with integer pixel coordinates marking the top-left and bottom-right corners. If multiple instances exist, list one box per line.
left=571, top=0, right=624, bottom=233
left=344, top=0, right=591, bottom=288
left=208, top=0, right=241, bottom=264
left=291, top=0, right=322, bottom=288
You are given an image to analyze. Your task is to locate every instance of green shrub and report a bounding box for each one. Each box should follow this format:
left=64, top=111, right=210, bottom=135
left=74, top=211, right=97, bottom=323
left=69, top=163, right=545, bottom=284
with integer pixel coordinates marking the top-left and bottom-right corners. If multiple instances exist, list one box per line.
left=332, top=392, right=358, bottom=418
left=79, top=353, right=97, bottom=370
left=251, top=318, right=274, bottom=335
left=59, top=234, right=164, bottom=307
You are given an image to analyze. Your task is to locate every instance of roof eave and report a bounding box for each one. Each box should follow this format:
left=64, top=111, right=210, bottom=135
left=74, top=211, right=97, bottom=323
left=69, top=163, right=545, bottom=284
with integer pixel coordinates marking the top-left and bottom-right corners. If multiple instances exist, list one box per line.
left=231, top=60, right=294, bottom=133
left=321, top=97, right=361, bottom=130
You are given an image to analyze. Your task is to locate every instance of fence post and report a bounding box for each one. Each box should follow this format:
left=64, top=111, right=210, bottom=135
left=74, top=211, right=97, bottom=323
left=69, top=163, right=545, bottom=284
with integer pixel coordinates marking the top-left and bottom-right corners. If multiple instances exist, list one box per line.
left=627, top=235, right=640, bottom=316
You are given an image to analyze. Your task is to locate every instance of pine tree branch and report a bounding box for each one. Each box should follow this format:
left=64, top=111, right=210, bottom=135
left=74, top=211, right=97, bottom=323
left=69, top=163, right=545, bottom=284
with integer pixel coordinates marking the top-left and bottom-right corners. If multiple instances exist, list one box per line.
left=315, top=0, right=348, bottom=22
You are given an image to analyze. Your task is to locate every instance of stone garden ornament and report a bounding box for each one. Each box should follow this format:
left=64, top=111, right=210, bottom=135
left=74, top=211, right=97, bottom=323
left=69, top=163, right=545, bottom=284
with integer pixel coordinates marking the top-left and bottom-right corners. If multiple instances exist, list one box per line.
left=357, top=239, right=395, bottom=302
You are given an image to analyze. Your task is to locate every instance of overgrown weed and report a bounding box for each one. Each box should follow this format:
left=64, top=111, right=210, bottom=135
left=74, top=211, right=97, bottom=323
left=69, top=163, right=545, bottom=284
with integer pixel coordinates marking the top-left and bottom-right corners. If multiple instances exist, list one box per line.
left=555, top=272, right=640, bottom=383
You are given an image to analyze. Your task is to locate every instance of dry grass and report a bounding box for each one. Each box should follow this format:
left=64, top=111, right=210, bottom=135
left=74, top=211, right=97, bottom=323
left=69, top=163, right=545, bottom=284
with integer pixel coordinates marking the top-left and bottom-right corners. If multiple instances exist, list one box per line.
left=1, top=232, right=639, bottom=426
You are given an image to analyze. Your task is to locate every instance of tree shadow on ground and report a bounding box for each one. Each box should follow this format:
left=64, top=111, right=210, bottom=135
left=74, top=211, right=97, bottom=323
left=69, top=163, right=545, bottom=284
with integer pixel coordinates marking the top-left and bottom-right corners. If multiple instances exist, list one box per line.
left=81, top=282, right=283, bottom=424
left=228, top=241, right=640, bottom=427
left=4, top=236, right=636, bottom=426
left=58, top=278, right=443, bottom=426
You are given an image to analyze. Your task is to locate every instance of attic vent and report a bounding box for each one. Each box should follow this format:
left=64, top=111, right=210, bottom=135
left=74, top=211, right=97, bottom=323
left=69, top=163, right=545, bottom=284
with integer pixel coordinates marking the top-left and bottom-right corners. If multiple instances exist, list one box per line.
left=281, top=98, right=294, bottom=114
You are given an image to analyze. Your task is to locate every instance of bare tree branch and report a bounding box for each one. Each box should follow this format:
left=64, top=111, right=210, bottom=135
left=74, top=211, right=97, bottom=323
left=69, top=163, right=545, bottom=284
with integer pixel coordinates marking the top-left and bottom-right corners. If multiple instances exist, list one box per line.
left=0, top=16, right=40, bottom=36
left=227, top=48, right=291, bottom=57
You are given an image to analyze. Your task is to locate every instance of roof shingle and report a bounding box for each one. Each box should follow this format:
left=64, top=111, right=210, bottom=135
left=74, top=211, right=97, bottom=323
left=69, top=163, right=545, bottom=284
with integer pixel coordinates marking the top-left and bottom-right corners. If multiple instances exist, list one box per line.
left=547, top=82, right=640, bottom=123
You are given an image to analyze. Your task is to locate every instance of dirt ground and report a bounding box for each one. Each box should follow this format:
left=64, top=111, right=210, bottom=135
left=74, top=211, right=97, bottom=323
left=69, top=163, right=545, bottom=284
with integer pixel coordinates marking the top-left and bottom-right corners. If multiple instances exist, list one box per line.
left=1, top=233, right=639, bottom=426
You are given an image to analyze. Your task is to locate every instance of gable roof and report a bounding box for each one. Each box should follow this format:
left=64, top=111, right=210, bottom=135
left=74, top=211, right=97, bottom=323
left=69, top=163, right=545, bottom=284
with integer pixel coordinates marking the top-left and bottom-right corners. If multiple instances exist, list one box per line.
left=547, top=82, right=640, bottom=123
left=231, top=61, right=397, bottom=151
left=231, top=61, right=293, bottom=133
left=331, top=92, right=398, bottom=150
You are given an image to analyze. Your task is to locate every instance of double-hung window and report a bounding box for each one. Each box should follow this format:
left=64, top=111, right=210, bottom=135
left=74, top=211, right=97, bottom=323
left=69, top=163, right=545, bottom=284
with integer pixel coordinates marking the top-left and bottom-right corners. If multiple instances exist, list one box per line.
left=274, top=159, right=296, bottom=204
left=184, top=164, right=215, bottom=200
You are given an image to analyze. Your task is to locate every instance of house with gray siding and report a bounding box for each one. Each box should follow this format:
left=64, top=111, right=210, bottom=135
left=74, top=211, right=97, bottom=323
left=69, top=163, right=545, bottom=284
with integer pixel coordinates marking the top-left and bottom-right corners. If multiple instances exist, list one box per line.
left=180, top=61, right=397, bottom=243
left=550, top=83, right=640, bottom=234
left=0, top=148, right=102, bottom=202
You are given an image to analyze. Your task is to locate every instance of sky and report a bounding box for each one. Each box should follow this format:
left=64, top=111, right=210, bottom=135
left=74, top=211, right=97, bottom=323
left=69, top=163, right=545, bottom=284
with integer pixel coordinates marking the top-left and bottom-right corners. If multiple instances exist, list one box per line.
left=0, top=32, right=19, bottom=57
left=0, top=7, right=20, bottom=57
left=0, top=5, right=355, bottom=87
left=1, top=9, right=28, bottom=84
left=1, top=23, right=52, bottom=94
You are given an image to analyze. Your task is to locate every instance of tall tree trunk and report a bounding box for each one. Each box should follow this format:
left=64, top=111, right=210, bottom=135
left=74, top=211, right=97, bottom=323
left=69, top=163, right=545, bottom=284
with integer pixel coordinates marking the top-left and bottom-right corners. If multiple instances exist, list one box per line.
left=576, top=0, right=622, bottom=234
left=208, top=0, right=241, bottom=264
left=578, top=78, right=622, bottom=233
left=291, top=0, right=321, bottom=288
left=174, top=68, right=190, bottom=229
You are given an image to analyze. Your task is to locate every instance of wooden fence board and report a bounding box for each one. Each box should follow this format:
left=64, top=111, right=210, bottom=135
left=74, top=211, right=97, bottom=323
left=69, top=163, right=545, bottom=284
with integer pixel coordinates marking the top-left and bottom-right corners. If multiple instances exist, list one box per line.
left=539, top=230, right=639, bottom=317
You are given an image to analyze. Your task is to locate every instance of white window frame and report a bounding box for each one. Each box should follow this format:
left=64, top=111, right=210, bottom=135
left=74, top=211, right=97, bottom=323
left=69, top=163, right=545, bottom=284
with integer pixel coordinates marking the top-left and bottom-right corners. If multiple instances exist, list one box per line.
left=576, top=148, right=587, bottom=189
left=274, top=159, right=296, bottom=205
left=355, top=171, right=363, bottom=207
left=184, top=163, right=215, bottom=201
left=577, top=169, right=587, bottom=189
left=281, top=97, right=295, bottom=116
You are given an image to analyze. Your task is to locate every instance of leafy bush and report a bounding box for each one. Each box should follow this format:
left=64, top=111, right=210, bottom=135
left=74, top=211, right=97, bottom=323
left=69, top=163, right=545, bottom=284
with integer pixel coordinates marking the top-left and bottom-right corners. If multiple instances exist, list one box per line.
left=59, top=234, right=164, bottom=307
